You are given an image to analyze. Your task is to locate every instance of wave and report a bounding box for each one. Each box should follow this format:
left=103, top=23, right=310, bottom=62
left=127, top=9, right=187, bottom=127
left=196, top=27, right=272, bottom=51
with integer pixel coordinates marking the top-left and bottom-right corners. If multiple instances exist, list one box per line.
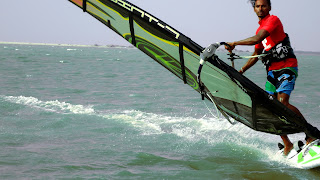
left=103, top=110, right=293, bottom=167
left=0, top=95, right=272, bottom=140
left=1, top=95, right=95, bottom=115
left=0, top=95, right=295, bottom=167
left=0, top=95, right=259, bottom=137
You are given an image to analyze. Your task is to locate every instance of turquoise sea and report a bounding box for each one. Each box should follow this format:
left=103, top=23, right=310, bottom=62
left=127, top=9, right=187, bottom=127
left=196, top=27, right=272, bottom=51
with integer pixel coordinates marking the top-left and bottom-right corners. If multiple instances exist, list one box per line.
left=1, top=43, right=320, bottom=179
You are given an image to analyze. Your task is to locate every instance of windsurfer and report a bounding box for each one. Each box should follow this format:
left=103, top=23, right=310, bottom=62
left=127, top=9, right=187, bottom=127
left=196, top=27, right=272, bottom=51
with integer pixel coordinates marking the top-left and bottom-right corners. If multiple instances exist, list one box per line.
left=225, top=0, right=315, bottom=155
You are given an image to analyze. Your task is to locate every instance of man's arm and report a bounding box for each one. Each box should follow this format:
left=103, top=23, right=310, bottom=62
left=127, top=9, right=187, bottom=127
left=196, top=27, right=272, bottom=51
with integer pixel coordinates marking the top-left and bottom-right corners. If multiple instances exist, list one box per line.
left=226, top=29, right=270, bottom=51
left=239, top=47, right=264, bottom=74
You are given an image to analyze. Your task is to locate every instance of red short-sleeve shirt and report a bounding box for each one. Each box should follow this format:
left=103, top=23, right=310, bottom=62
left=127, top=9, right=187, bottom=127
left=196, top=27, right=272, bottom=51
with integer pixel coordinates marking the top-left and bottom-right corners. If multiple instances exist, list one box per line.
left=255, top=15, right=297, bottom=70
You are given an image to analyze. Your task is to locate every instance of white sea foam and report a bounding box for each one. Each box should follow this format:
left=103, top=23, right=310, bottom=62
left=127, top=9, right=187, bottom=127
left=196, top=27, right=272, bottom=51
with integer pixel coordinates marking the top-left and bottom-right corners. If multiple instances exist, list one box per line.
left=104, top=109, right=300, bottom=167
left=1, top=95, right=284, bottom=143
left=1, top=95, right=94, bottom=115
left=107, top=109, right=263, bottom=143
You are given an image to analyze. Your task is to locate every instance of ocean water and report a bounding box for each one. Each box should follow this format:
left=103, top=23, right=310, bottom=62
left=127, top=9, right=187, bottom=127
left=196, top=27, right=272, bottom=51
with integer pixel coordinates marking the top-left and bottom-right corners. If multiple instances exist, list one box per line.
left=1, top=43, right=320, bottom=179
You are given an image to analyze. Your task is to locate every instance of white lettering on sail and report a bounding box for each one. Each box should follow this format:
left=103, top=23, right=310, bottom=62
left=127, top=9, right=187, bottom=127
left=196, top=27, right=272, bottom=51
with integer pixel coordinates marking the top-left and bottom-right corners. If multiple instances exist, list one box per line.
left=109, top=0, right=181, bottom=40
left=131, top=6, right=144, bottom=18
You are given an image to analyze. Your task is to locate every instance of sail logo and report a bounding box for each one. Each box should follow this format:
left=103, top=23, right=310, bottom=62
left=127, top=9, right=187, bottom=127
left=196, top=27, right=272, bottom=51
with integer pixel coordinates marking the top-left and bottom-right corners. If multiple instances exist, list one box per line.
left=124, top=35, right=198, bottom=90
left=110, top=0, right=181, bottom=39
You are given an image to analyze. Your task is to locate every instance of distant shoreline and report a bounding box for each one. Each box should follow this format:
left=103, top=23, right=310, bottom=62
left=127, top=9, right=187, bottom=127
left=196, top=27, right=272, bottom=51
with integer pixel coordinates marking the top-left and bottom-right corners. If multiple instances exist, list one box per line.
left=0, top=41, right=135, bottom=49
left=294, top=50, right=320, bottom=56
left=1, top=41, right=319, bottom=55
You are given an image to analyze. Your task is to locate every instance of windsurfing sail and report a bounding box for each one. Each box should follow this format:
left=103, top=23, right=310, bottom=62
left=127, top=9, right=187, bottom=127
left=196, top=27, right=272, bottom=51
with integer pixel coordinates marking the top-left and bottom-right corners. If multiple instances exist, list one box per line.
left=68, top=0, right=320, bottom=138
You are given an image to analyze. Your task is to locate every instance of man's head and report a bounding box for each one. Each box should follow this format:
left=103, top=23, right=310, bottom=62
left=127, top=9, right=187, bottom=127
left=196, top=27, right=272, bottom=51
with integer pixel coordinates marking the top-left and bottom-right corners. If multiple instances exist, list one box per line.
left=254, top=0, right=271, bottom=20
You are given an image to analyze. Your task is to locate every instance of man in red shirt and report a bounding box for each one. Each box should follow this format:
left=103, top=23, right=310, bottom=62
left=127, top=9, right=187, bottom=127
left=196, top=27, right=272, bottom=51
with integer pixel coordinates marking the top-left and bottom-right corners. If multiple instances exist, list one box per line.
left=225, top=0, right=314, bottom=155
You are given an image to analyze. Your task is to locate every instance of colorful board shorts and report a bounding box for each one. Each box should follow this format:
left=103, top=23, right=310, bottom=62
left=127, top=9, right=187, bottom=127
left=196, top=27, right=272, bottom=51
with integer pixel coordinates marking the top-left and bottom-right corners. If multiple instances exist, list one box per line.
left=265, top=67, right=298, bottom=96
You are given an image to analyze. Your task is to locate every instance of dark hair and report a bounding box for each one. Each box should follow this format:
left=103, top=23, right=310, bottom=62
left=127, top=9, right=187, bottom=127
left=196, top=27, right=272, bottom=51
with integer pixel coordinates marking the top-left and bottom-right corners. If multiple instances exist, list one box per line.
left=251, top=0, right=271, bottom=7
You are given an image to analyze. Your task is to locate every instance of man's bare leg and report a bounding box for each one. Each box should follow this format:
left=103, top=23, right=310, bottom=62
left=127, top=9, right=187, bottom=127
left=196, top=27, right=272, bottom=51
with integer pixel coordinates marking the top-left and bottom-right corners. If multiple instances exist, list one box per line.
left=281, top=135, right=293, bottom=155
left=278, top=92, right=315, bottom=146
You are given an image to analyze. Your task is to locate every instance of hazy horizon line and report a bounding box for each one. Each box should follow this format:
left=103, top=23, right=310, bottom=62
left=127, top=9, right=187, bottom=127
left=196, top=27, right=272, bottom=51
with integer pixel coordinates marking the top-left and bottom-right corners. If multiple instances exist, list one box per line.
left=1, top=41, right=320, bottom=55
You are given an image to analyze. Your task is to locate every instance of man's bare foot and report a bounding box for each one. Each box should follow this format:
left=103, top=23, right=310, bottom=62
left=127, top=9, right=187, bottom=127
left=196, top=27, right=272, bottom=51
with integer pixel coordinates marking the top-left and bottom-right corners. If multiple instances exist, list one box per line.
left=283, top=143, right=294, bottom=156
left=306, top=137, right=316, bottom=145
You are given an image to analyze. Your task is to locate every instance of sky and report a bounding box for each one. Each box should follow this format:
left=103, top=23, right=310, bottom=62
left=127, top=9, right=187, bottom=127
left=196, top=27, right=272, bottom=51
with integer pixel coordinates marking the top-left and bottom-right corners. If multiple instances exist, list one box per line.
left=1, top=0, right=319, bottom=52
